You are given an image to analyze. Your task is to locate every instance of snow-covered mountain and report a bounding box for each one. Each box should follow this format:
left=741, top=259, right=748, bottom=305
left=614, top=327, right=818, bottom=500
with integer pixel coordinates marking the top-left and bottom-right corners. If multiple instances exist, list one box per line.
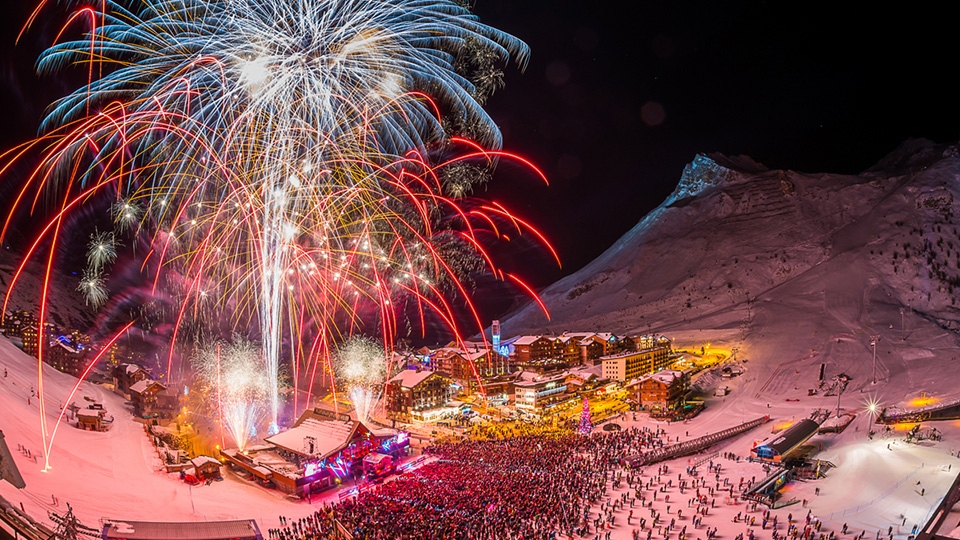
left=0, top=251, right=94, bottom=331
left=504, top=138, right=960, bottom=400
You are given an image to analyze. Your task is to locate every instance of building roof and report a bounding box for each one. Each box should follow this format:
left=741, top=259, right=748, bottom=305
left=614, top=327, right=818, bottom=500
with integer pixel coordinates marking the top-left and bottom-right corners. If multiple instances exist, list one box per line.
left=124, top=363, right=143, bottom=376
left=129, top=379, right=163, bottom=395
left=514, top=372, right=568, bottom=388
left=437, top=347, right=493, bottom=362
left=53, top=339, right=83, bottom=354
left=76, top=409, right=102, bottom=419
left=103, top=520, right=261, bottom=540
left=756, top=419, right=821, bottom=457
left=190, top=455, right=221, bottom=468
left=512, top=335, right=546, bottom=346
left=637, top=370, right=687, bottom=387
left=388, top=369, right=437, bottom=389
left=265, top=418, right=358, bottom=459
left=567, top=364, right=603, bottom=379
left=362, top=452, right=392, bottom=465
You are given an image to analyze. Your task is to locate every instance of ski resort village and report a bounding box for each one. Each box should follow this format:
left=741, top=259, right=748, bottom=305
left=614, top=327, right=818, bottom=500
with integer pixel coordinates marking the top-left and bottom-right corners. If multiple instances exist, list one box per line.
left=0, top=1, right=958, bottom=539
left=2, top=141, right=960, bottom=540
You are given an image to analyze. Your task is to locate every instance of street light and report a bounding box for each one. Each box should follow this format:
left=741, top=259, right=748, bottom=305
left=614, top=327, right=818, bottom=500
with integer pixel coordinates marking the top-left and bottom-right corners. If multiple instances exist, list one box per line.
left=870, top=335, right=881, bottom=384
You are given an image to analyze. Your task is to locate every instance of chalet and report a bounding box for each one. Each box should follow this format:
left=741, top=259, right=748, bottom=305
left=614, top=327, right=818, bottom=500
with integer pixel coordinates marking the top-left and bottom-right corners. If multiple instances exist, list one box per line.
left=556, top=335, right=583, bottom=364
left=21, top=325, right=39, bottom=357
left=45, top=335, right=87, bottom=376
left=432, top=347, right=508, bottom=391
left=130, top=379, right=166, bottom=415
left=637, top=369, right=690, bottom=412
left=114, top=363, right=150, bottom=394
left=512, top=336, right=556, bottom=364
left=385, top=369, right=454, bottom=422
left=189, top=456, right=222, bottom=480
left=77, top=408, right=106, bottom=431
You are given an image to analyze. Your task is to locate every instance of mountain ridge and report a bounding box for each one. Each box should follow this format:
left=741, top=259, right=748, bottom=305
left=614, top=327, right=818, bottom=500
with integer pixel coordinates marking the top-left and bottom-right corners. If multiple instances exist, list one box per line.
left=501, top=138, right=960, bottom=399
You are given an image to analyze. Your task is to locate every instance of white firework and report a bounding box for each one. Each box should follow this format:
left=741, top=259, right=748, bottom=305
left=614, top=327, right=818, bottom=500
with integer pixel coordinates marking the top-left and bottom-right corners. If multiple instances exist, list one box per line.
left=86, top=230, right=118, bottom=271
left=192, top=339, right=270, bottom=450
left=77, top=269, right=109, bottom=308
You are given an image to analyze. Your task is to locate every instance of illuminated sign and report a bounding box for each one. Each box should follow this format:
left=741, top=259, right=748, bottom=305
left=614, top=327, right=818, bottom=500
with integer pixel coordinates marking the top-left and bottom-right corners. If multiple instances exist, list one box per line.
left=304, top=461, right=322, bottom=477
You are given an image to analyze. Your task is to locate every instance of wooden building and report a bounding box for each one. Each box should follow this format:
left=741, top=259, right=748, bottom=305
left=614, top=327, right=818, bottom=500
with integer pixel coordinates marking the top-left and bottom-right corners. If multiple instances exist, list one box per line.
left=637, top=370, right=690, bottom=412
left=190, top=456, right=222, bottom=480
left=385, top=369, right=453, bottom=422
left=129, top=379, right=166, bottom=415
left=77, top=409, right=106, bottom=431
left=432, top=347, right=508, bottom=391
left=113, top=363, right=150, bottom=394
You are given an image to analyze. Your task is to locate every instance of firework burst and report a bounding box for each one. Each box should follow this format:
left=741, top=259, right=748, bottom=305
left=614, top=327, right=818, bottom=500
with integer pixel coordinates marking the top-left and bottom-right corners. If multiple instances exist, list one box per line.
left=191, top=339, right=271, bottom=451
left=2, top=0, right=555, bottom=465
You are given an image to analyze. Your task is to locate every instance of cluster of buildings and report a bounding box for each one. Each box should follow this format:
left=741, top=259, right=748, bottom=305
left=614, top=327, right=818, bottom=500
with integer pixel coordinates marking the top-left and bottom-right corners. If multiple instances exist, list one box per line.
left=385, top=329, right=692, bottom=422
left=2, top=309, right=141, bottom=379
left=113, top=362, right=182, bottom=417
left=1, top=310, right=90, bottom=376
left=220, top=407, right=409, bottom=497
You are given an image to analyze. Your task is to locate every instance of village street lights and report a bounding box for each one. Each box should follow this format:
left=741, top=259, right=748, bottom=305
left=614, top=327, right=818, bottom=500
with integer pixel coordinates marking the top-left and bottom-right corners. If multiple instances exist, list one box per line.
left=871, top=335, right=881, bottom=384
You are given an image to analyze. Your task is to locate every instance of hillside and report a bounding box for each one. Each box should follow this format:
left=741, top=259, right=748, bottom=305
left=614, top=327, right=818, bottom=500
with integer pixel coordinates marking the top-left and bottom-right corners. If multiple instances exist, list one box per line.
left=0, top=251, right=94, bottom=331
left=504, top=138, right=960, bottom=401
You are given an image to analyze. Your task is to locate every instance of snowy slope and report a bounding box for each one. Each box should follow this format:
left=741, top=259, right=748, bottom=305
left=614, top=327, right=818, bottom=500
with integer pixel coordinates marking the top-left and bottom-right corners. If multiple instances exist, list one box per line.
left=505, top=139, right=960, bottom=400
left=0, top=336, right=343, bottom=529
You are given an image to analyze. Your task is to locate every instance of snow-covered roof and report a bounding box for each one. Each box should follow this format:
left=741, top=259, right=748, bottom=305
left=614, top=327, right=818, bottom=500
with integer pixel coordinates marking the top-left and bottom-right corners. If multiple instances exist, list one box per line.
left=512, top=335, right=546, bottom=346
left=567, top=364, right=603, bottom=379
left=369, top=427, right=399, bottom=438
left=54, top=339, right=83, bottom=354
left=129, top=379, right=163, bottom=395
left=77, top=409, right=101, bottom=419
left=639, top=369, right=687, bottom=386
left=190, top=456, right=221, bottom=468
left=388, top=369, right=437, bottom=389
left=514, top=372, right=567, bottom=388
left=514, top=370, right=540, bottom=383
left=265, top=418, right=356, bottom=459
left=438, top=347, right=493, bottom=361
left=124, top=364, right=142, bottom=376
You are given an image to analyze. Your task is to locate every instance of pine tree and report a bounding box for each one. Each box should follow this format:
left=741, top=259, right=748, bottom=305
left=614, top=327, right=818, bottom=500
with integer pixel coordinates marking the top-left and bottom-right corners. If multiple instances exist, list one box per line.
left=578, top=397, right=592, bottom=436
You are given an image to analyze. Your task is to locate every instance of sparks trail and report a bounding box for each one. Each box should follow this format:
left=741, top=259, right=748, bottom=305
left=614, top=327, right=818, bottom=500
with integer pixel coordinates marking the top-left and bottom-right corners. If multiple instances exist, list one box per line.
left=3, top=0, right=554, bottom=458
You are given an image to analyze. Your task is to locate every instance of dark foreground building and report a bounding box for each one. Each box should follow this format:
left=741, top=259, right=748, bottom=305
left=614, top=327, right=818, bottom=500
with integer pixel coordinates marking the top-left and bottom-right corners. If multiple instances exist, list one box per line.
left=102, top=519, right=262, bottom=540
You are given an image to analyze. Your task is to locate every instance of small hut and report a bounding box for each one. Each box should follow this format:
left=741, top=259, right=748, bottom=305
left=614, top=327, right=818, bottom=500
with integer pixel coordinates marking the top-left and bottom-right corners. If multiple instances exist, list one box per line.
left=190, top=456, right=222, bottom=480
left=77, top=409, right=104, bottom=431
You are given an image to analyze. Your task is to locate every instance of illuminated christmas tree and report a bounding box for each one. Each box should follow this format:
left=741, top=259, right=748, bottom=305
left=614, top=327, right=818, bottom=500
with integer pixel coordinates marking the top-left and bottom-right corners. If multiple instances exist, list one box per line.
left=578, top=397, right=592, bottom=436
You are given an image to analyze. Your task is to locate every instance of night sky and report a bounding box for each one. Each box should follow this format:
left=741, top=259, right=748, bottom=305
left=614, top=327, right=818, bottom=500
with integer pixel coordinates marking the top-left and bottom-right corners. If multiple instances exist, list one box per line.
left=1, top=1, right=957, bottom=292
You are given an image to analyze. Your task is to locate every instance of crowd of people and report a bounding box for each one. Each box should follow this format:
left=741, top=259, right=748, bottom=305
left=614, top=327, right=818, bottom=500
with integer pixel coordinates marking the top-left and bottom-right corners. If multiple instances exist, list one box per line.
left=268, top=427, right=671, bottom=540
left=263, top=421, right=932, bottom=540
